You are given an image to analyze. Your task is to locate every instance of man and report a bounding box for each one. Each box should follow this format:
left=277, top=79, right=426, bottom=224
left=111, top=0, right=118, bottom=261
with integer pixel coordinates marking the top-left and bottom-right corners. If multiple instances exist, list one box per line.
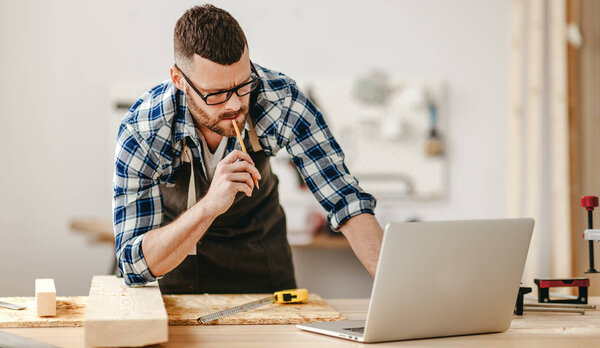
left=113, top=4, right=383, bottom=294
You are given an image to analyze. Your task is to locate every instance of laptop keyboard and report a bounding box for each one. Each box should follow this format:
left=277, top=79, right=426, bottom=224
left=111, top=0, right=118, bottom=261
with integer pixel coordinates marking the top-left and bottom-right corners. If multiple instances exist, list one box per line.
left=344, top=327, right=365, bottom=333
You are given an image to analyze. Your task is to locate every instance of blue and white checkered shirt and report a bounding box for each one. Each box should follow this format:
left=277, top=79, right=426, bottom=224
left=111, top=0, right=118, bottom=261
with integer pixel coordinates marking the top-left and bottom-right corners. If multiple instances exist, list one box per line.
left=113, top=63, right=377, bottom=286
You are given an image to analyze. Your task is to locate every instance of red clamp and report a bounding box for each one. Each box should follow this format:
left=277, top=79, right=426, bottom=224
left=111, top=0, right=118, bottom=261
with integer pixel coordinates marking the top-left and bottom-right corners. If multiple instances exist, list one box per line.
left=581, top=196, right=599, bottom=211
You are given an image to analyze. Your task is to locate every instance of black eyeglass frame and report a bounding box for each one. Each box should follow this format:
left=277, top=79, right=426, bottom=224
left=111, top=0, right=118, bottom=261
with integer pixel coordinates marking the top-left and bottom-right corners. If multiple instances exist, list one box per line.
left=174, top=62, right=260, bottom=106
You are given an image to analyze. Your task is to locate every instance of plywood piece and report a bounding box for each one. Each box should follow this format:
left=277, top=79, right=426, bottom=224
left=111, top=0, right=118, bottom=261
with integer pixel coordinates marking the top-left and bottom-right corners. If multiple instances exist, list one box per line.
left=84, top=275, right=168, bottom=347
left=0, top=296, right=86, bottom=328
left=164, top=293, right=345, bottom=325
left=35, top=279, right=56, bottom=317
left=0, top=293, right=344, bottom=328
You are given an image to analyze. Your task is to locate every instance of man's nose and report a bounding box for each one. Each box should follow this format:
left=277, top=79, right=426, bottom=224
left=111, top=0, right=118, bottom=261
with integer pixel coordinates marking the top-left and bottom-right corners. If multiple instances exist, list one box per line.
left=224, top=92, right=241, bottom=111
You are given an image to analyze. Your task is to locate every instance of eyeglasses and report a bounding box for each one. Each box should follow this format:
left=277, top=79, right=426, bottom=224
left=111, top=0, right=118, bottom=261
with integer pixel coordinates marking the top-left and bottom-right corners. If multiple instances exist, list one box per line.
left=174, top=62, right=260, bottom=106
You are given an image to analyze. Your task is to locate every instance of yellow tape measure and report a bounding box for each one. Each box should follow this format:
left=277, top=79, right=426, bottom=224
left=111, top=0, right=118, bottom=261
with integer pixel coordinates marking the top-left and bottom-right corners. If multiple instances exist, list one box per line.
left=274, top=288, right=309, bottom=303
left=197, top=288, right=309, bottom=324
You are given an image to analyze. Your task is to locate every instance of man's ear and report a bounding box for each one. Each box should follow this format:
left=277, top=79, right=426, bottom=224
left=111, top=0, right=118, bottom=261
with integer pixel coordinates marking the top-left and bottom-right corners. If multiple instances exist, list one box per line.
left=170, top=65, right=185, bottom=91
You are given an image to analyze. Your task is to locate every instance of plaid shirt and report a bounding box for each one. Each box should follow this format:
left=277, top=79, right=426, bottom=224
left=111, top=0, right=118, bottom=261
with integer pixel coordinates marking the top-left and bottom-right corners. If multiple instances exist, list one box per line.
left=113, top=63, right=377, bottom=286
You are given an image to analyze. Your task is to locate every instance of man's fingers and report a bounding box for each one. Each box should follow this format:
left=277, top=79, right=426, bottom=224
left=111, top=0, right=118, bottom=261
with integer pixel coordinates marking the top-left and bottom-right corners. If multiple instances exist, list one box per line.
left=231, top=182, right=253, bottom=197
left=228, top=172, right=254, bottom=190
left=222, top=149, right=254, bottom=166
left=227, top=161, right=262, bottom=182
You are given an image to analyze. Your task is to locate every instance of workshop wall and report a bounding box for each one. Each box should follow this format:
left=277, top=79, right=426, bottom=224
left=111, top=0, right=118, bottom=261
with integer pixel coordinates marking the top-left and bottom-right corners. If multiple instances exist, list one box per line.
left=0, top=0, right=510, bottom=296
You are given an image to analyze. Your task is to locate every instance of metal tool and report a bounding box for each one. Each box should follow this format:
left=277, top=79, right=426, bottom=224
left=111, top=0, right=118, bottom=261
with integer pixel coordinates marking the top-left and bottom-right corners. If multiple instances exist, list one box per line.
left=524, top=303, right=596, bottom=309
left=0, top=300, right=26, bottom=310
left=582, top=196, right=600, bottom=273
left=518, top=196, right=600, bottom=316
left=197, top=289, right=309, bottom=324
left=534, top=278, right=590, bottom=304
left=0, top=330, right=59, bottom=348
left=514, top=286, right=532, bottom=315
left=522, top=306, right=585, bottom=315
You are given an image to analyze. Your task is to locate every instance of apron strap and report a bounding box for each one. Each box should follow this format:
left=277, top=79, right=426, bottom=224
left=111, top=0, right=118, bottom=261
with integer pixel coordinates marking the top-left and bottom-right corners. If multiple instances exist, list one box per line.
left=182, top=138, right=197, bottom=256
left=247, top=117, right=263, bottom=152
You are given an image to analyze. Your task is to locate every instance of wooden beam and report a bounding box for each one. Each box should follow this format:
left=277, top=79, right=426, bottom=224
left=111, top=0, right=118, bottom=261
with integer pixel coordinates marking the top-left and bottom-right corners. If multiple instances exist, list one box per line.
left=549, top=0, right=571, bottom=278
left=84, top=276, right=168, bottom=347
left=580, top=0, right=600, bottom=293
left=567, top=0, right=583, bottom=283
left=508, top=0, right=525, bottom=219
left=523, top=0, right=545, bottom=283
left=35, top=279, right=56, bottom=317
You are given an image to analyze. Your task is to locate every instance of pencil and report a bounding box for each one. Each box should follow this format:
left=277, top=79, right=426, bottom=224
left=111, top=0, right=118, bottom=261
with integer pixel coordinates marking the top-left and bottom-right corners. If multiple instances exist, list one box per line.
left=231, top=119, right=259, bottom=190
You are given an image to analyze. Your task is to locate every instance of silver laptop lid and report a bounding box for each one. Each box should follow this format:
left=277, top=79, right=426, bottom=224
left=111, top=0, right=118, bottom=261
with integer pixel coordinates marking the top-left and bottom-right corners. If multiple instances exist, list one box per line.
left=363, top=218, right=534, bottom=342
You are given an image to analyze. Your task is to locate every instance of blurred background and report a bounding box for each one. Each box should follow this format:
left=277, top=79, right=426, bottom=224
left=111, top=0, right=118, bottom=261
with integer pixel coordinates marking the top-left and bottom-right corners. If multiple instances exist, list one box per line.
left=0, top=0, right=598, bottom=299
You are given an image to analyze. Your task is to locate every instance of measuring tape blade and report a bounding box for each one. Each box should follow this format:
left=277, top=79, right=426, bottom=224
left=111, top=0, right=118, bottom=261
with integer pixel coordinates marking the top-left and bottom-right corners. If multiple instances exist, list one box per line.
left=197, top=295, right=276, bottom=324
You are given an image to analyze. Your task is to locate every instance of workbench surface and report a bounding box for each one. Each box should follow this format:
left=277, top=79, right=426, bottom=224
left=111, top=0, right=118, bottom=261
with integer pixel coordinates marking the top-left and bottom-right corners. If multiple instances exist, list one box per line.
left=3, top=298, right=600, bottom=347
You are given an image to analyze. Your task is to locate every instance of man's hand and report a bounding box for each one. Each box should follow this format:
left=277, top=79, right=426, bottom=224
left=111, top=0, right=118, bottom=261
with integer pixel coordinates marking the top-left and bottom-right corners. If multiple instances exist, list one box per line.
left=141, top=150, right=261, bottom=277
left=201, top=150, right=261, bottom=218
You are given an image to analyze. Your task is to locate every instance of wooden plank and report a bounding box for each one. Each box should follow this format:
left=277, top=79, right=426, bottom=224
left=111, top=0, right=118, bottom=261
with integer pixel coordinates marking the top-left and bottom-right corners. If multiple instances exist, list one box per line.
left=0, top=292, right=343, bottom=328
left=567, top=0, right=583, bottom=283
left=579, top=0, right=600, bottom=294
left=84, top=276, right=168, bottom=347
left=549, top=0, right=571, bottom=279
left=508, top=0, right=525, bottom=219
left=35, top=279, right=55, bottom=317
left=522, top=0, right=545, bottom=283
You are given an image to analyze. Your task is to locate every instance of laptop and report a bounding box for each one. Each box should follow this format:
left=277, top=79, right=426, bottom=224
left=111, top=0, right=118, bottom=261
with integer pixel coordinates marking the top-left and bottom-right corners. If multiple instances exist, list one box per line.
left=297, top=218, right=534, bottom=343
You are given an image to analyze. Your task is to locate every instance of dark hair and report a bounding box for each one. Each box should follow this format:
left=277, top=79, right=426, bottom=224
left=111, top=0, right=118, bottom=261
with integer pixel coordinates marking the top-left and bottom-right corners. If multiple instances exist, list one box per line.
left=174, top=4, right=247, bottom=66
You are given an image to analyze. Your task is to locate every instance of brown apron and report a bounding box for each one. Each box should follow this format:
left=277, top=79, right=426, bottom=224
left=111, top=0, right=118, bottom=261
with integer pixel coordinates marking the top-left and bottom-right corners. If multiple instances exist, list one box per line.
left=157, top=118, right=296, bottom=294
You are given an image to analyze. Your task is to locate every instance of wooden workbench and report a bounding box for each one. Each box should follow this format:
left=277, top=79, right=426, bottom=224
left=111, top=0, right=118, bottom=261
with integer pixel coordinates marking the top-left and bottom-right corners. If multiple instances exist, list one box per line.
left=3, top=298, right=600, bottom=347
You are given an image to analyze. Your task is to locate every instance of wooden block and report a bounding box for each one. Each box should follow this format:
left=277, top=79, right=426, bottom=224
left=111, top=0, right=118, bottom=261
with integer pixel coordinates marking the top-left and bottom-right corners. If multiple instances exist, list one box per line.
left=35, top=279, right=56, bottom=317
left=84, top=275, right=168, bottom=347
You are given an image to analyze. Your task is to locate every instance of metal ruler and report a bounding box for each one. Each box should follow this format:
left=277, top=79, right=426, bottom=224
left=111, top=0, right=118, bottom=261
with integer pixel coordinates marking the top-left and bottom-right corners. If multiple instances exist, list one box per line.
left=197, top=295, right=277, bottom=324
left=197, top=289, right=309, bottom=324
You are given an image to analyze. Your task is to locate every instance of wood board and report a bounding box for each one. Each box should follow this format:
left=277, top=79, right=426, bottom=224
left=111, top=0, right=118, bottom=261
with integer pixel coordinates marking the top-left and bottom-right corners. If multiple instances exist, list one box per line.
left=84, top=275, right=168, bottom=347
left=0, top=293, right=343, bottom=328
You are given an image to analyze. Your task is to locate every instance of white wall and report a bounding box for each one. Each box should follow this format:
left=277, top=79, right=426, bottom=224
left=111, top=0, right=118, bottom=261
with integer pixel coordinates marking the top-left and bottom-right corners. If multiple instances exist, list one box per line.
left=0, top=0, right=509, bottom=296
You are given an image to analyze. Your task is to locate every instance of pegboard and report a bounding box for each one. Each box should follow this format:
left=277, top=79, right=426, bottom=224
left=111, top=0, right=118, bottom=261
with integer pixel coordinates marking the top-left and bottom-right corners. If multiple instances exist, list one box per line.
left=292, top=77, right=448, bottom=201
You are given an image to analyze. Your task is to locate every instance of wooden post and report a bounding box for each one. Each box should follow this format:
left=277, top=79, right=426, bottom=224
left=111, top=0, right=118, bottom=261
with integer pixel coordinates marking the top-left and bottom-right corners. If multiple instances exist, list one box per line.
left=579, top=0, right=600, bottom=293
left=84, top=276, right=168, bottom=347
left=522, top=0, right=546, bottom=283
left=549, top=0, right=572, bottom=279
left=508, top=0, right=525, bottom=219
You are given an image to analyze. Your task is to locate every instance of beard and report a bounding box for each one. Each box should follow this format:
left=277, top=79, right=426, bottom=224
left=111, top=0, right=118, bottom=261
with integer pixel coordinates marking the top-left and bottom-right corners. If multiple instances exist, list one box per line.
left=185, top=86, right=249, bottom=138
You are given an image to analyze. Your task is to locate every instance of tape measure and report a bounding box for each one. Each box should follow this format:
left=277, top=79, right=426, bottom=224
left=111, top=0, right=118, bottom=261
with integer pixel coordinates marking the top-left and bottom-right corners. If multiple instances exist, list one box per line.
left=197, top=289, right=309, bottom=324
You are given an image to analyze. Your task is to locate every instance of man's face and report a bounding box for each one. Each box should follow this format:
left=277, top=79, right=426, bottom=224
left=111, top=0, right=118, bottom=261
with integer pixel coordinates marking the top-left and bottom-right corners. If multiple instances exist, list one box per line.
left=175, top=47, right=252, bottom=138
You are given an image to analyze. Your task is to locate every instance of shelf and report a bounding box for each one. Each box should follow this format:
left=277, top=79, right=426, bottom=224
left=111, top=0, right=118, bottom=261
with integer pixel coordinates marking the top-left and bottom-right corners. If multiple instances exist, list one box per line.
left=69, top=218, right=351, bottom=250
left=291, top=234, right=351, bottom=249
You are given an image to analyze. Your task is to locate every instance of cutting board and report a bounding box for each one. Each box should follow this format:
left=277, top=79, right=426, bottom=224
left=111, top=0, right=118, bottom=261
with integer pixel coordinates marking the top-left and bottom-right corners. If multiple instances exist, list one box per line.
left=0, top=294, right=344, bottom=328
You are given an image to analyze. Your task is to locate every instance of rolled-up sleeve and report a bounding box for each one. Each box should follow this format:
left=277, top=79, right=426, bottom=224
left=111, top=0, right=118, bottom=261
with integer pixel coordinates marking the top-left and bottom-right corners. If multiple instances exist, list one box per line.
left=112, top=123, right=164, bottom=286
left=281, top=83, right=376, bottom=231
